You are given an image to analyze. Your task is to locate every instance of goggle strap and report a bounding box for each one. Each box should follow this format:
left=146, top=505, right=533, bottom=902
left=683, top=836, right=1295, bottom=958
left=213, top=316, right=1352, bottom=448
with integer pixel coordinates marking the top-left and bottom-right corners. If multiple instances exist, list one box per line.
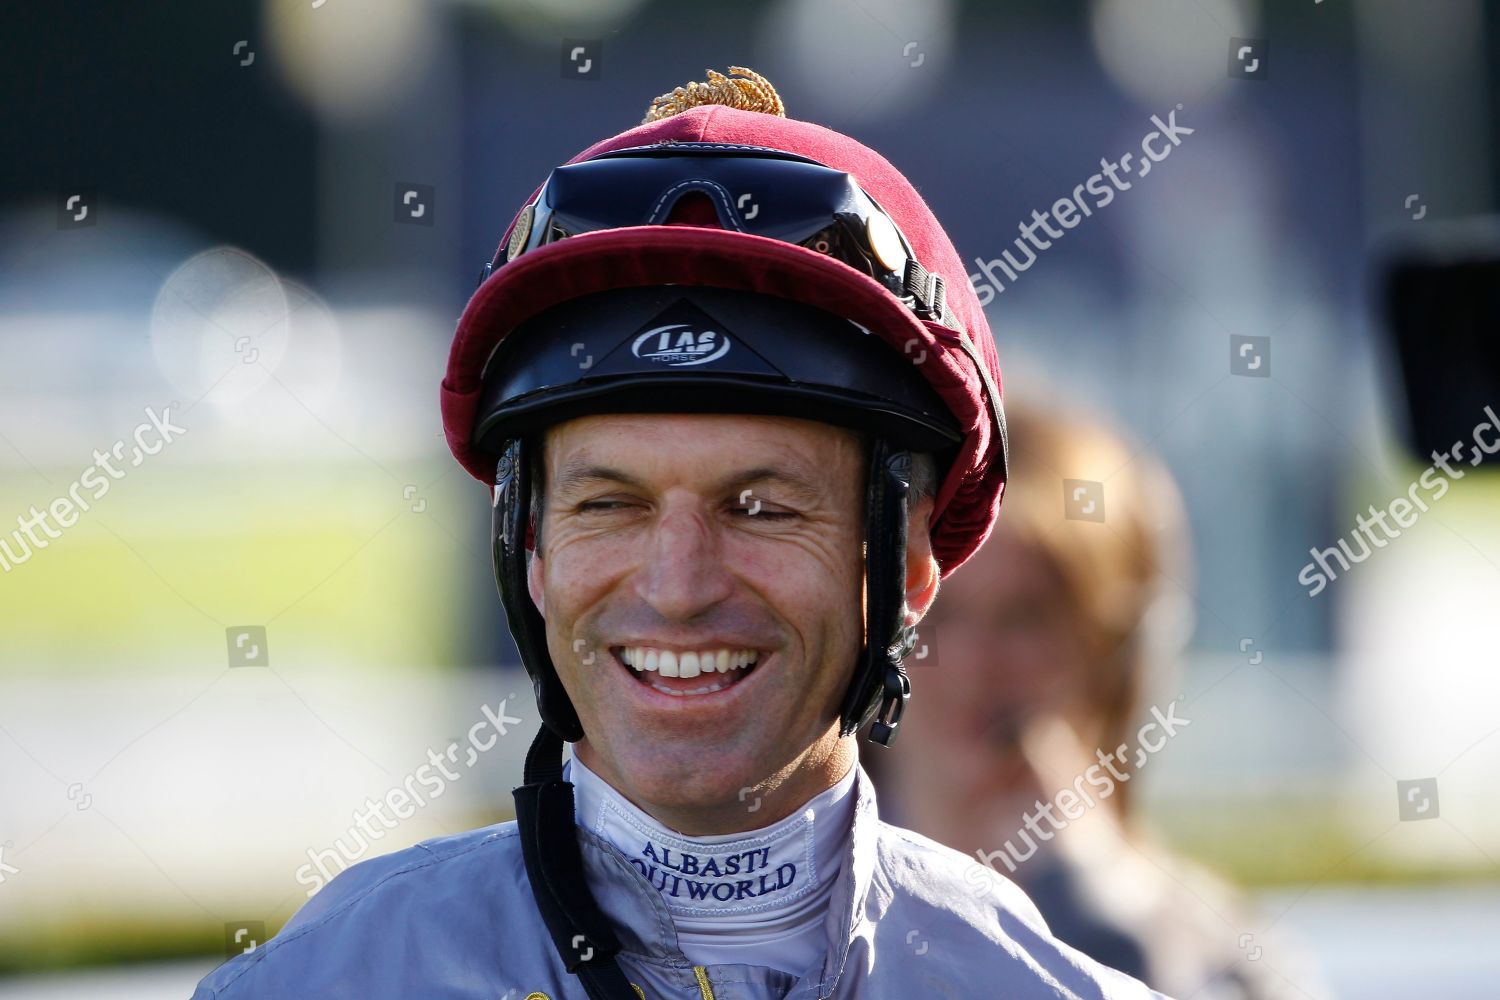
left=903, top=258, right=947, bottom=325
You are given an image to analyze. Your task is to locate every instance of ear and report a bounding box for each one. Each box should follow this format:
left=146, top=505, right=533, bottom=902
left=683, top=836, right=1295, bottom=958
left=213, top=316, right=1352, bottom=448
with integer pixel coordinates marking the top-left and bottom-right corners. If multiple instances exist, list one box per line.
left=526, top=546, right=545, bottom=617
left=903, top=495, right=940, bottom=627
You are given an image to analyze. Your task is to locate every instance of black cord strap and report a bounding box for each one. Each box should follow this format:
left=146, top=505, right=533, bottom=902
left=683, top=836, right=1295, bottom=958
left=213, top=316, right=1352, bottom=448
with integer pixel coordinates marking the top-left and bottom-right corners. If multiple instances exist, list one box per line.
left=512, top=726, right=639, bottom=997
left=496, top=439, right=637, bottom=998
left=840, top=437, right=915, bottom=746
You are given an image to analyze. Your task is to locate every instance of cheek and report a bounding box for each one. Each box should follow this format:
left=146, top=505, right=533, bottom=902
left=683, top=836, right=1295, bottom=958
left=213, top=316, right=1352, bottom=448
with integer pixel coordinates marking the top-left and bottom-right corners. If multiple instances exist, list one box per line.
left=535, top=538, right=632, bottom=671
left=731, top=533, right=862, bottom=626
left=544, top=530, right=634, bottom=598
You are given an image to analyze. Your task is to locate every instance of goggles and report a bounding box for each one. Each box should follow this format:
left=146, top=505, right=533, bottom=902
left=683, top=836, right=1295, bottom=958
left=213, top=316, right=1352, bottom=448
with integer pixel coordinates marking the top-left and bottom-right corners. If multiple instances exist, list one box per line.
left=480, top=141, right=958, bottom=331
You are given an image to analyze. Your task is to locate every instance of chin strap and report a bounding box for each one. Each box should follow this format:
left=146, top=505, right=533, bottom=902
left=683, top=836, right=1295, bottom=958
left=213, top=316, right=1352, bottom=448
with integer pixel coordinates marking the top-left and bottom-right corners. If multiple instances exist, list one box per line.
left=492, top=434, right=914, bottom=995
left=496, top=439, right=636, bottom=998
left=493, top=438, right=584, bottom=741
left=840, top=435, right=916, bottom=746
left=512, top=726, right=639, bottom=998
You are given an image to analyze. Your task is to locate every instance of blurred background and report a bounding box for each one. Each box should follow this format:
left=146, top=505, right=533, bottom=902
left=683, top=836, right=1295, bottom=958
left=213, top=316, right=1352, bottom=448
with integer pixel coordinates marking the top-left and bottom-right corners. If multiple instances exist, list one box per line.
left=1, top=0, right=1496, bottom=996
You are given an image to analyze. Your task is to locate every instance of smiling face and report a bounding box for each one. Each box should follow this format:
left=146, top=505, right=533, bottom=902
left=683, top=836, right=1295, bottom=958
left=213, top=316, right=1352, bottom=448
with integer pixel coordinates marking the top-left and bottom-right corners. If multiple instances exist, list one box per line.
left=527, top=411, right=938, bottom=834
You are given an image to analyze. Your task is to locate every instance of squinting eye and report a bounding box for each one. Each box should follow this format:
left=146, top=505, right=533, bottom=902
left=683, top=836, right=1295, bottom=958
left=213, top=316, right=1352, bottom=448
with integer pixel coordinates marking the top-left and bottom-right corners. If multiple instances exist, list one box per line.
left=578, top=500, right=631, bottom=512
left=734, top=504, right=796, bottom=521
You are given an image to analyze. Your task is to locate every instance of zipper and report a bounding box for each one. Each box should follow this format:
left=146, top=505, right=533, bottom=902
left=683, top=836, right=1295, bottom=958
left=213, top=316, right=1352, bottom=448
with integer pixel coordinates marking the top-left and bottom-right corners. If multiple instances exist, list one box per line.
left=692, top=965, right=717, bottom=1000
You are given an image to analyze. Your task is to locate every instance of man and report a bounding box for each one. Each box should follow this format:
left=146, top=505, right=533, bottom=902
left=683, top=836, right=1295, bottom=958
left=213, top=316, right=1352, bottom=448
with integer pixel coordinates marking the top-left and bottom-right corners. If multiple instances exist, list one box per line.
left=192, top=67, right=1169, bottom=998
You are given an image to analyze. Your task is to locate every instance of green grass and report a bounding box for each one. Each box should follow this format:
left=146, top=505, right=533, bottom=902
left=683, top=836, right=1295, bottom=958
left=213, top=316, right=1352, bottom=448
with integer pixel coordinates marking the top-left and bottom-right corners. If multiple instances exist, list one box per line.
left=1152, top=798, right=1500, bottom=887
left=0, top=463, right=473, bottom=673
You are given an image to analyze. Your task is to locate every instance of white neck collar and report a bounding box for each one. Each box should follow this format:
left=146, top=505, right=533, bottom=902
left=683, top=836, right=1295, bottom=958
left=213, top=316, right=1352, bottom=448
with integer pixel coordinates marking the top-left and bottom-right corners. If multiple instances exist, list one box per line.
left=565, top=752, right=857, bottom=974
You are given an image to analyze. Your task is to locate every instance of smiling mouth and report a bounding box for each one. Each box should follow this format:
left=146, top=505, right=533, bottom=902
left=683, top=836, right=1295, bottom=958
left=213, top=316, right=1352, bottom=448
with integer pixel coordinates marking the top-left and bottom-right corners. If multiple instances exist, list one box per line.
left=611, top=646, right=762, bottom=697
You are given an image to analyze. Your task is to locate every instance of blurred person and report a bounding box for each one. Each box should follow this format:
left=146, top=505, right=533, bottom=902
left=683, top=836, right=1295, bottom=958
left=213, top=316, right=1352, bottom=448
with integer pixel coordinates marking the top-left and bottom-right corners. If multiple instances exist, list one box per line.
left=866, top=396, right=1326, bottom=999
left=192, top=70, right=1171, bottom=998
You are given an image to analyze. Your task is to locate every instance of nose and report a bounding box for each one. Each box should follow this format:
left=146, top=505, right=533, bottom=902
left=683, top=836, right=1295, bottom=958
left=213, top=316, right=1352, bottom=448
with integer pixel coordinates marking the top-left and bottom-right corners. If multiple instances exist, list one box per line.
left=634, top=500, right=735, bottom=621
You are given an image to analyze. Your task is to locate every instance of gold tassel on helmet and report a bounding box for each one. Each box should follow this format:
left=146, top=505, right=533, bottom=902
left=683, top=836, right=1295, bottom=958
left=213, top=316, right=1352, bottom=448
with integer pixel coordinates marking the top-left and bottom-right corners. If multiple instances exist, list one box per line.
left=641, top=66, right=786, bottom=124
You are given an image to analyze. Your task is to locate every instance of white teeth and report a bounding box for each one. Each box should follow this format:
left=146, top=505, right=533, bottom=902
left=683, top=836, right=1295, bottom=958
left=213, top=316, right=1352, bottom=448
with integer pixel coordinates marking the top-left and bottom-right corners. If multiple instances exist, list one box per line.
left=617, top=646, right=762, bottom=683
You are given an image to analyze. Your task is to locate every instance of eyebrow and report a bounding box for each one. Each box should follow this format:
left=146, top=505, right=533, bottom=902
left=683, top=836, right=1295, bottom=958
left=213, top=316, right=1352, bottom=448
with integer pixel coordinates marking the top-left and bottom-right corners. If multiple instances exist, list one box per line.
left=551, top=460, right=827, bottom=505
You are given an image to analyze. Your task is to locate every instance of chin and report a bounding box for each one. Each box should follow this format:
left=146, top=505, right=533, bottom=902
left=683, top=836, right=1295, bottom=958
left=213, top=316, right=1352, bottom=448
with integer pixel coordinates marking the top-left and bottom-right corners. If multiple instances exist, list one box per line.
left=605, top=740, right=762, bottom=806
